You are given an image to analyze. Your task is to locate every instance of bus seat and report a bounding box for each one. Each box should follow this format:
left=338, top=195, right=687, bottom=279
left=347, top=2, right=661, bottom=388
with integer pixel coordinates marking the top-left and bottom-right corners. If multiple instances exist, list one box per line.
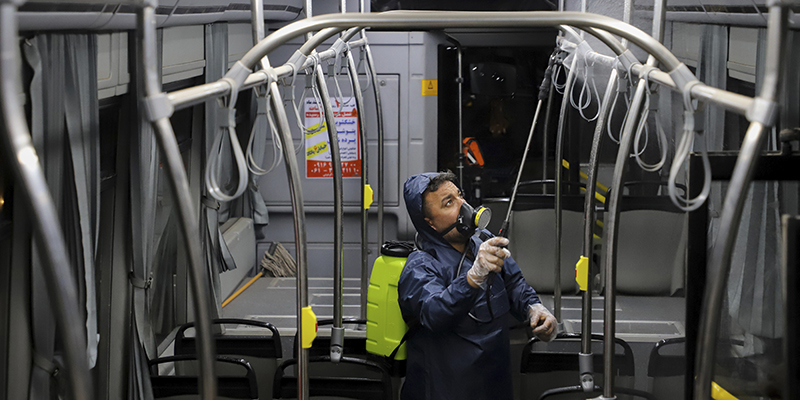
left=273, top=356, right=393, bottom=400
left=149, top=355, right=258, bottom=399
left=174, top=318, right=282, bottom=400
left=508, top=209, right=584, bottom=294
left=616, top=209, right=686, bottom=296
left=646, top=337, right=685, bottom=400
left=519, top=333, right=636, bottom=400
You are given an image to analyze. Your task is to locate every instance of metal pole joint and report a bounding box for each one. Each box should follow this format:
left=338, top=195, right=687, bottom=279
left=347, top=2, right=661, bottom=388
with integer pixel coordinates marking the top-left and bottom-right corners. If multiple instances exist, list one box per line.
left=287, top=50, right=310, bottom=73
left=223, top=60, right=255, bottom=94
left=667, top=63, right=700, bottom=103
left=616, top=49, right=639, bottom=75
left=746, top=97, right=779, bottom=127
left=144, top=93, right=175, bottom=122
left=578, top=352, right=594, bottom=392
left=330, top=326, right=345, bottom=363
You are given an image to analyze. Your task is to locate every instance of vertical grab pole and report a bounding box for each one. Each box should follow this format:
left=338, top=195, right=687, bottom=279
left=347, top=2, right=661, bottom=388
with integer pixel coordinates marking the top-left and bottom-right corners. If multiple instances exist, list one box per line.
left=315, top=62, right=345, bottom=363
left=579, top=0, right=632, bottom=391
left=579, top=67, right=618, bottom=393
left=602, top=1, right=666, bottom=397
left=696, top=4, right=787, bottom=399
left=249, top=0, right=265, bottom=49
left=137, top=4, right=217, bottom=399
left=303, top=0, right=313, bottom=42
left=269, top=79, right=311, bottom=400
left=553, top=53, right=579, bottom=324
left=347, top=50, right=371, bottom=326
left=362, top=38, right=385, bottom=321
left=358, top=0, right=385, bottom=267
left=0, top=3, right=94, bottom=400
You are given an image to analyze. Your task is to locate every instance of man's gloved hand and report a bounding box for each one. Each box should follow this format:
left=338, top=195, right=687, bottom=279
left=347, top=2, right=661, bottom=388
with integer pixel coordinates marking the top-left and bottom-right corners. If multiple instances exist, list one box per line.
left=467, top=237, right=511, bottom=288
left=529, top=303, right=557, bottom=342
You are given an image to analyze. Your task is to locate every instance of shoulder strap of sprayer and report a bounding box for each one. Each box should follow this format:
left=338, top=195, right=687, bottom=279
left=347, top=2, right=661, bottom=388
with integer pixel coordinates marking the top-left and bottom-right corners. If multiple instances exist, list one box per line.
left=387, top=319, right=420, bottom=361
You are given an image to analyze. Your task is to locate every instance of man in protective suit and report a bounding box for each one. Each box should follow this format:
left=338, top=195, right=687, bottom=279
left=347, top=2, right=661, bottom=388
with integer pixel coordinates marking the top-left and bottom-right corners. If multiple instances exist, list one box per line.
left=398, top=171, right=557, bottom=400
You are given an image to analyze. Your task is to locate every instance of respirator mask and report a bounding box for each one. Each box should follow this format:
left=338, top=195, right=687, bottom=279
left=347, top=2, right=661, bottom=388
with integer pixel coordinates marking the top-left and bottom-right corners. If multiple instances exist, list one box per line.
left=444, top=202, right=492, bottom=238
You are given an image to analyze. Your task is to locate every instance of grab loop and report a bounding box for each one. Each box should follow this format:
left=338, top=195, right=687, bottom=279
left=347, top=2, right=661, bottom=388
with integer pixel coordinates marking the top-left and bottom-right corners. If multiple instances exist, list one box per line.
left=205, top=78, right=250, bottom=202
left=668, top=80, right=710, bottom=211
left=632, top=66, right=669, bottom=172
left=575, top=56, right=601, bottom=122
left=606, top=72, right=631, bottom=145
left=286, top=54, right=325, bottom=153
left=246, top=81, right=283, bottom=176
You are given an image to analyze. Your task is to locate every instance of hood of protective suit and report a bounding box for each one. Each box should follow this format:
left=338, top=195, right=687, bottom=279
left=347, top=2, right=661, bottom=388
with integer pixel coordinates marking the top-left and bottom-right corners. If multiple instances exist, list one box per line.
left=403, top=173, right=455, bottom=249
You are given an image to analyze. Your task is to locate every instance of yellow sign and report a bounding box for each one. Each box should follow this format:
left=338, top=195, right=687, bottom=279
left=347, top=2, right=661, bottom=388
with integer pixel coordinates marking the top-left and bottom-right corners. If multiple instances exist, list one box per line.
left=306, top=141, right=328, bottom=159
left=421, top=79, right=438, bottom=96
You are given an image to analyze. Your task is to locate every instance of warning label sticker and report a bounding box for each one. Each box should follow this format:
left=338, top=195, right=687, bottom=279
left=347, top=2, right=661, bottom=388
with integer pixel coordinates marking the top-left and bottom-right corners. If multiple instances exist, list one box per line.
left=421, top=79, right=438, bottom=96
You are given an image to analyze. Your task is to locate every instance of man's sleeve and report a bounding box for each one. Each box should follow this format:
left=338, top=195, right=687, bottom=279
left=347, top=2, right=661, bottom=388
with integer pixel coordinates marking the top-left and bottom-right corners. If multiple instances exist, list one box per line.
left=502, top=256, right=542, bottom=321
left=398, top=253, right=482, bottom=332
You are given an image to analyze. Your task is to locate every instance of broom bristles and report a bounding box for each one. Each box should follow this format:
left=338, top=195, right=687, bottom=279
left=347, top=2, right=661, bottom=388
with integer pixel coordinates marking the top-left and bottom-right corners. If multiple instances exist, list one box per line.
left=260, top=242, right=297, bottom=277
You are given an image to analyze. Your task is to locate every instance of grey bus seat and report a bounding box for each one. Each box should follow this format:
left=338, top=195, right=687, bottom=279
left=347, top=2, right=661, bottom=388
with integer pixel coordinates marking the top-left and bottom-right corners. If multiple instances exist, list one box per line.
left=616, top=209, right=686, bottom=295
left=149, top=355, right=258, bottom=399
left=509, top=208, right=585, bottom=293
left=288, top=318, right=402, bottom=399
left=647, top=337, right=685, bottom=400
left=273, top=356, right=393, bottom=400
left=606, top=182, right=687, bottom=296
left=519, top=333, right=636, bottom=400
left=174, top=318, right=282, bottom=400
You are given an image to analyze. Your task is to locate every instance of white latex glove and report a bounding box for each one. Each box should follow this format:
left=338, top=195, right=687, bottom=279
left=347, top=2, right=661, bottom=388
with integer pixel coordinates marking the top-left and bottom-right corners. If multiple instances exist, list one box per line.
left=529, top=303, right=557, bottom=342
left=467, top=237, right=511, bottom=288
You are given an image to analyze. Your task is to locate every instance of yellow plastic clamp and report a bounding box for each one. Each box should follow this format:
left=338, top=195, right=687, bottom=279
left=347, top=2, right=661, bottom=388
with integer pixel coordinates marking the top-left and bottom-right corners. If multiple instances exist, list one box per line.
left=711, top=382, right=739, bottom=400
left=363, top=184, right=374, bottom=210
left=575, top=256, right=589, bottom=291
left=301, top=306, right=318, bottom=349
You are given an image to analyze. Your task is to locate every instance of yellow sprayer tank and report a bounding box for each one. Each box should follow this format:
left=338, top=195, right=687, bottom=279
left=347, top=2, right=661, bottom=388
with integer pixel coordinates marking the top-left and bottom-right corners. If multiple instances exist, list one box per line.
left=366, top=241, right=415, bottom=360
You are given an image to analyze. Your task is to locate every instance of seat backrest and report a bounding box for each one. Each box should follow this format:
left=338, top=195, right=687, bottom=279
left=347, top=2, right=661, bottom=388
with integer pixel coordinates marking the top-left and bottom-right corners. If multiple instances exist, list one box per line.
left=149, top=355, right=258, bottom=400
left=273, top=356, right=393, bottom=400
left=519, top=333, right=636, bottom=400
left=508, top=209, right=584, bottom=293
left=647, top=337, right=685, bottom=400
left=616, top=210, right=686, bottom=296
left=174, top=319, right=282, bottom=400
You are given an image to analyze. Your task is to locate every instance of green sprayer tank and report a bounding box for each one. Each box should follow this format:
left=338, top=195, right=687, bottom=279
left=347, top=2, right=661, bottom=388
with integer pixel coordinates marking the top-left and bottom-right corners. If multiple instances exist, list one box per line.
left=366, top=241, right=415, bottom=361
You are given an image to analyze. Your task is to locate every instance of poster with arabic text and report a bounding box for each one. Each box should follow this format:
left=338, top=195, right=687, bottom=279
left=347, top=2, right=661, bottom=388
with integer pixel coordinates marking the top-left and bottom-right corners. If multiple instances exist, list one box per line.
left=304, top=97, right=361, bottom=179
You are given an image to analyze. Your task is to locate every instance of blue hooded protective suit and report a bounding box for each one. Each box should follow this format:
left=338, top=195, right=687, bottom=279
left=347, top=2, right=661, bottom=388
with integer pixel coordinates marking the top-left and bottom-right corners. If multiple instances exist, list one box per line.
left=397, top=173, right=542, bottom=400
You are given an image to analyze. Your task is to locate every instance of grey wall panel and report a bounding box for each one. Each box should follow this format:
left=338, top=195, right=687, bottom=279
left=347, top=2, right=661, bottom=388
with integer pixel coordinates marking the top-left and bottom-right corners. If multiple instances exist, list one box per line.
left=256, top=214, right=399, bottom=278
left=256, top=212, right=399, bottom=244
